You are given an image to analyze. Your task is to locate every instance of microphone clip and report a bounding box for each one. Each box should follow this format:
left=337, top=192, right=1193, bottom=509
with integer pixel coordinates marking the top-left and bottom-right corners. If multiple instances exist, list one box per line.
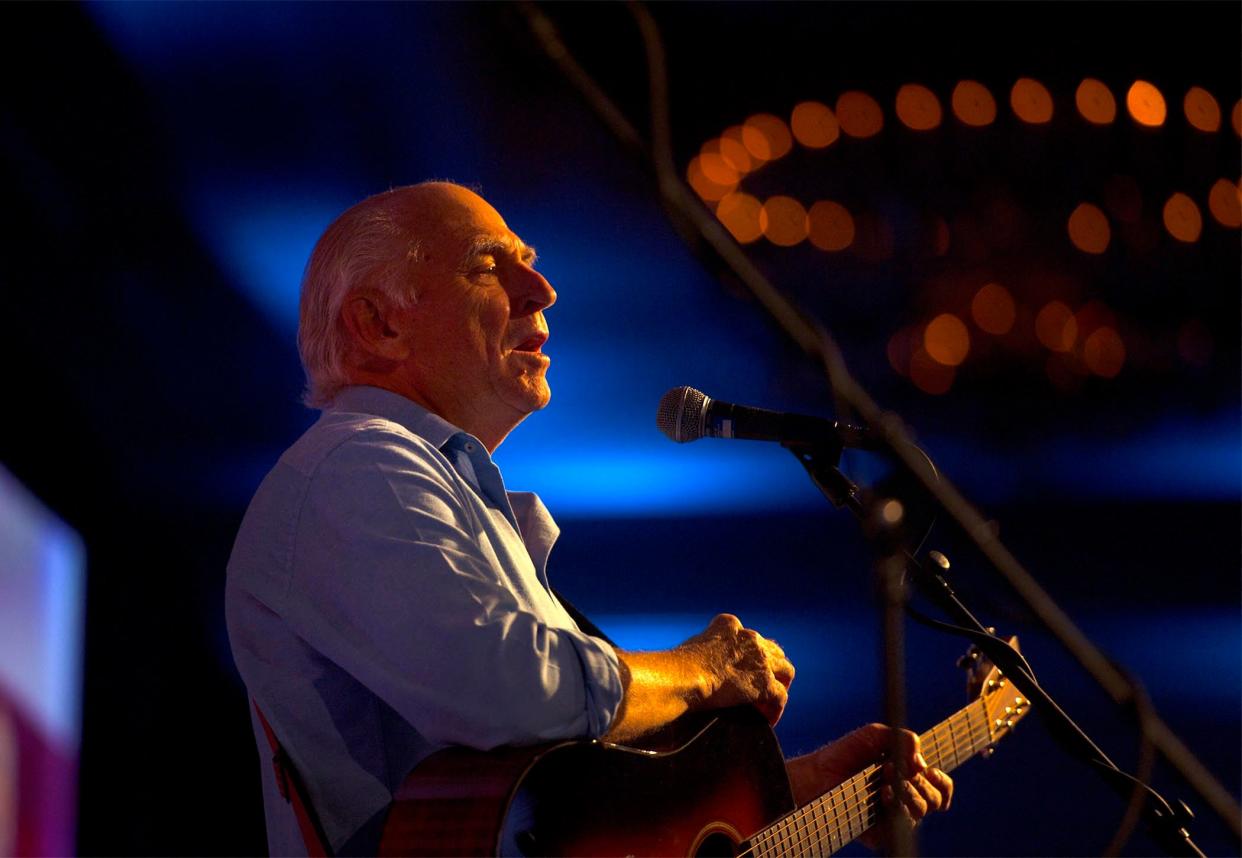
left=782, top=438, right=863, bottom=513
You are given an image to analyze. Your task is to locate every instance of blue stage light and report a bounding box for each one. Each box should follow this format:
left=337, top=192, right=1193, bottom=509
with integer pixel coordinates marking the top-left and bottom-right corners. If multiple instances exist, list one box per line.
left=189, top=193, right=345, bottom=332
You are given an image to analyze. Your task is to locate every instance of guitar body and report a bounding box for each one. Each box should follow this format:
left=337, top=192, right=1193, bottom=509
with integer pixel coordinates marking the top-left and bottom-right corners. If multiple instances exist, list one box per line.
left=378, top=638, right=1028, bottom=857
left=379, top=706, right=795, bottom=857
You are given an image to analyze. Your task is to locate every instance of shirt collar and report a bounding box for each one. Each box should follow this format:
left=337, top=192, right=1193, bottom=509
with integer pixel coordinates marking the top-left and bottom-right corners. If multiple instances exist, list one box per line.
left=328, top=385, right=462, bottom=449
left=327, top=385, right=559, bottom=580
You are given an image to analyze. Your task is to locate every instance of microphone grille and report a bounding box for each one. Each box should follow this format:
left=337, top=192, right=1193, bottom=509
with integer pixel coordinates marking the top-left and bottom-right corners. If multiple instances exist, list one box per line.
left=656, top=386, right=709, bottom=443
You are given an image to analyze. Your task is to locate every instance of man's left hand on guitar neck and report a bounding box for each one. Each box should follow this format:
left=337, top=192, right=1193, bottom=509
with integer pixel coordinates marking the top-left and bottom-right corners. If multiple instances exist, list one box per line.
left=786, top=723, right=954, bottom=849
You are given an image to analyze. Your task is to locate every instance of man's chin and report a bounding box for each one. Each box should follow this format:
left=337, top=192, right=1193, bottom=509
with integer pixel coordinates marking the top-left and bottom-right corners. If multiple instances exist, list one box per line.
left=526, top=383, right=552, bottom=412
left=501, top=379, right=551, bottom=415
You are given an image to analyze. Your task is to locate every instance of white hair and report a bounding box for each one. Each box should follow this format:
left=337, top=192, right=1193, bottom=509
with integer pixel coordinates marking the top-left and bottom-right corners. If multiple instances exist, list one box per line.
left=297, top=187, right=425, bottom=408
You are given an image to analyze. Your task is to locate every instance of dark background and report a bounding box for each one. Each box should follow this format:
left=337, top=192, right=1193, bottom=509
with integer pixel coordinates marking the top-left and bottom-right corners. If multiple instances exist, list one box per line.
left=0, top=2, right=1238, bottom=855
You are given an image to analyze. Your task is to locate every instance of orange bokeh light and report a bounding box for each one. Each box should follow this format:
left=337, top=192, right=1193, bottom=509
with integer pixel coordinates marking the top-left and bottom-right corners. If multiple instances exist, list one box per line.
left=716, top=192, right=763, bottom=243
left=909, top=348, right=955, bottom=394
left=836, top=91, right=884, bottom=138
left=1162, top=192, right=1203, bottom=242
left=698, top=143, right=740, bottom=186
left=1075, top=78, right=1116, bottom=125
left=741, top=126, right=770, bottom=163
left=1208, top=178, right=1242, bottom=227
left=716, top=133, right=754, bottom=174
left=971, top=283, right=1016, bottom=335
left=1183, top=87, right=1221, bottom=132
left=1067, top=203, right=1111, bottom=254
left=1010, top=78, right=1054, bottom=124
left=742, top=114, right=793, bottom=162
left=790, top=101, right=840, bottom=148
left=1035, top=301, right=1077, bottom=352
left=807, top=200, right=855, bottom=251
left=1082, top=327, right=1126, bottom=378
left=924, top=314, right=970, bottom=366
left=896, top=84, right=942, bottom=131
left=760, top=196, right=809, bottom=246
left=687, top=156, right=735, bottom=202
left=951, top=80, right=996, bottom=127
left=1126, top=80, right=1166, bottom=127
left=1074, top=300, right=1117, bottom=340
left=721, top=126, right=755, bottom=169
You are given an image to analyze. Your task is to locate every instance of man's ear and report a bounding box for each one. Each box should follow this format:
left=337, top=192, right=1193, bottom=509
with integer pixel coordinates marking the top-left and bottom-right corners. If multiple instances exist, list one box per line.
left=341, top=292, right=413, bottom=363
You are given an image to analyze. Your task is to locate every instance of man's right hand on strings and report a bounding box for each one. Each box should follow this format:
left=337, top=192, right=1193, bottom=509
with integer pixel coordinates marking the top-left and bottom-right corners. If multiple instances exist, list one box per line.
left=678, top=612, right=796, bottom=726
left=604, top=613, right=795, bottom=743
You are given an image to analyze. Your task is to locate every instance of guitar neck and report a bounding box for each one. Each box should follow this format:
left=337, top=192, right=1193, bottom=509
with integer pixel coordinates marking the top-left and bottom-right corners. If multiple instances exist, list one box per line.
left=745, top=698, right=994, bottom=858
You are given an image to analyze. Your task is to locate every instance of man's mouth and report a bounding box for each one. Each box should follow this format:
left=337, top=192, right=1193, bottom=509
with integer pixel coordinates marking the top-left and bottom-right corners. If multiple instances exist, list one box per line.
left=512, top=332, right=548, bottom=354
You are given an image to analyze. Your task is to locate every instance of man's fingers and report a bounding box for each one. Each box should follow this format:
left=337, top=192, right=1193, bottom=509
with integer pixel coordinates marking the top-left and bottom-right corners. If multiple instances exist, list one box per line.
left=771, top=655, right=795, bottom=688
left=745, top=633, right=794, bottom=688
left=877, top=771, right=951, bottom=837
left=925, top=767, right=954, bottom=811
left=881, top=728, right=924, bottom=779
left=764, top=637, right=787, bottom=660
left=761, top=678, right=788, bottom=725
left=697, top=616, right=798, bottom=720
left=899, top=778, right=930, bottom=819
left=880, top=784, right=915, bottom=821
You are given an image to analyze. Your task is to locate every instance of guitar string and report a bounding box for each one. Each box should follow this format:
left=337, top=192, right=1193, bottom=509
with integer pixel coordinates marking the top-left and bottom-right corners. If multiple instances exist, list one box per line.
left=749, top=755, right=918, bottom=855
left=743, top=714, right=994, bottom=858
left=779, top=705, right=1000, bottom=857
left=750, top=718, right=991, bottom=858
left=742, top=702, right=1001, bottom=858
left=747, top=766, right=927, bottom=855
left=783, top=707, right=996, bottom=855
left=748, top=713, right=986, bottom=857
left=746, top=768, right=887, bottom=858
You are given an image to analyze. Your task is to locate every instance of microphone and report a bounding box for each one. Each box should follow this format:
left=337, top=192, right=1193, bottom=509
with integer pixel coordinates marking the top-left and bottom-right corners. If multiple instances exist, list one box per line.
left=656, top=386, right=878, bottom=449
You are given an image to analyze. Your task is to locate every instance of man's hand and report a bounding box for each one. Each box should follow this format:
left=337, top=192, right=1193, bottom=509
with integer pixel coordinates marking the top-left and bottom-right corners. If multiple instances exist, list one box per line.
left=786, top=723, right=953, bottom=850
left=679, top=613, right=796, bottom=726
left=604, top=614, right=795, bottom=743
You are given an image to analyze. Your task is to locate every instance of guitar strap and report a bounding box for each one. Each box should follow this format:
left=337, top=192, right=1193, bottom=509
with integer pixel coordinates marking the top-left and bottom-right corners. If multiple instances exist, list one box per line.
left=252, top=700, right=333, bottom=857
left=552, top=586, right=617, bottom=646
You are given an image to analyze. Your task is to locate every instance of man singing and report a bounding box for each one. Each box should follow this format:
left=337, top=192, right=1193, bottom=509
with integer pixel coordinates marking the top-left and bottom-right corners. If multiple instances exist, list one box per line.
left=226, top=182, right=952, bottom=855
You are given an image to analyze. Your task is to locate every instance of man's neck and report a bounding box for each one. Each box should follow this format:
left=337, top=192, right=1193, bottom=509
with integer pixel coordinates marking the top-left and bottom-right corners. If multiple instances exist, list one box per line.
left=341, top=376, right=521, bottom=454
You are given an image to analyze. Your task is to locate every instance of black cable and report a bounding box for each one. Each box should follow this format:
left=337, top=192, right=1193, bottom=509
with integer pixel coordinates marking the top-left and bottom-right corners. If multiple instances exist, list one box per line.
left=904, top=603, right=1038, bottom=684
left=1102, top=665, right=1161, bottom=857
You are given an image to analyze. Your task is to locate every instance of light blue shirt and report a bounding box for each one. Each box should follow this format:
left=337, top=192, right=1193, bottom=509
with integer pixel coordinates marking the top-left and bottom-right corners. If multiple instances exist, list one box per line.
left=225, top=386, right=623, bottom=855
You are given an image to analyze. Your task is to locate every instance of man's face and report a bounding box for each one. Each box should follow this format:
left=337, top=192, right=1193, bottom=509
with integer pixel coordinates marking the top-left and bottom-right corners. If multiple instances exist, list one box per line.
left=401, top=187, right=557, bottom=431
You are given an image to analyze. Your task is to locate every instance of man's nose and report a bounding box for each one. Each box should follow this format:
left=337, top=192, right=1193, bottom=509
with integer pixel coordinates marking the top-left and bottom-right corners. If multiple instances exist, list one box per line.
left=509, top=264, right=557, bottom=318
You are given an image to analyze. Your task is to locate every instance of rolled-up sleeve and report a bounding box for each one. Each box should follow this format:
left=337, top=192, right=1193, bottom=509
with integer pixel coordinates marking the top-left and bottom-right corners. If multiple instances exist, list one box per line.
left=278, top=427, right=622, bottom=749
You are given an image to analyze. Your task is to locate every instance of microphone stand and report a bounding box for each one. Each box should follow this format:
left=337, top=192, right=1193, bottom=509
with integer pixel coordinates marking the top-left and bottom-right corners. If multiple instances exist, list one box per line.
left=786, top=437, right=1204, bottom=858
left=514, top=2, right=1239, bottom=853
left=783, top=440, right=916, bottom=856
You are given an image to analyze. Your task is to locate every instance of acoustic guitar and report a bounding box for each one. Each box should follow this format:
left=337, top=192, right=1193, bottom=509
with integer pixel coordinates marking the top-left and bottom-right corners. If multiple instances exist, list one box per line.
left=379, top=639, right=1029, bottom=856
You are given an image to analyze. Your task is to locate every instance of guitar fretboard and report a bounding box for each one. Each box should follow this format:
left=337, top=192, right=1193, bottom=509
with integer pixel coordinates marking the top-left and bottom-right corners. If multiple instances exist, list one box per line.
left=744, top=698, right=994, bottom=857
